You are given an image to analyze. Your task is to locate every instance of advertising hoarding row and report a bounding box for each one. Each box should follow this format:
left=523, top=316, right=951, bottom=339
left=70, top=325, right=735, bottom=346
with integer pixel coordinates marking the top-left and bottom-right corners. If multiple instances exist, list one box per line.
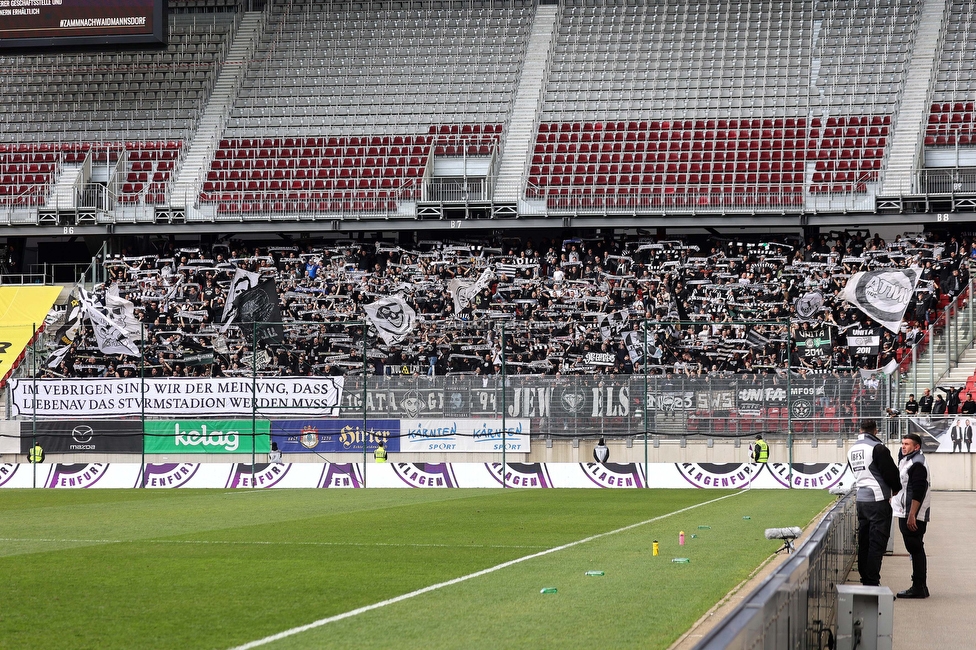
left=0, top=461, right=852, bottom=490
left=17, top=418, right=532, bottom=454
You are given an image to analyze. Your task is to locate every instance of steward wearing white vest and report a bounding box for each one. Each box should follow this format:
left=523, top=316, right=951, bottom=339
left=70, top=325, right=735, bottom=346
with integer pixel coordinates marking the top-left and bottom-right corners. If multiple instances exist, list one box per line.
left=847, top=419, right=901, bottom=587
left=892, top=432, right=931, bottom=599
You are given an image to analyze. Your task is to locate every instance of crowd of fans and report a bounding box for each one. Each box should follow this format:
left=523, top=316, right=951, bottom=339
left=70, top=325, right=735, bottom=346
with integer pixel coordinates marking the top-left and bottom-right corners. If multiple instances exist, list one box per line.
left=38, top=229, right=970, bottom=379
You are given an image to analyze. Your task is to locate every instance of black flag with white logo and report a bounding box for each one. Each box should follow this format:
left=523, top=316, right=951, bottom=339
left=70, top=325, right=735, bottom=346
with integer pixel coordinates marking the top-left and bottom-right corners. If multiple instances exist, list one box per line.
left=233, top=280, right=285, bottom=343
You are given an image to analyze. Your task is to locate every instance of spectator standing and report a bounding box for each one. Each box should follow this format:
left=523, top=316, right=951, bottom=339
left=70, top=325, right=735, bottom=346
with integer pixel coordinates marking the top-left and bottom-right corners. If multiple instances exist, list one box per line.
left=918, top=389, right=934, bottom=416
left=593, top=438, right=609, bottom=464
left=753, top=434, right=770, bottom=464
left=269, top=441, right=283, bottom=465
left=946, top=387, right=961, bottom=415
left=932, top=393, right=947, bottom=417
left=961, top=393, right=976, bottom=415
left=848, top=420, right=901, bottom=587
left=893, top=433, right=931, bottom=599
left=904, top=394, right=919, bottom=415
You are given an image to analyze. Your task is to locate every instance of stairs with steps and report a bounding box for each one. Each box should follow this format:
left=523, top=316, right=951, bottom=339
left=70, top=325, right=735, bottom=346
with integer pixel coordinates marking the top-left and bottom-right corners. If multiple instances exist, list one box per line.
left=170, top=12, right=264, bottom=210
left=493, top=4, right=558, bottom=205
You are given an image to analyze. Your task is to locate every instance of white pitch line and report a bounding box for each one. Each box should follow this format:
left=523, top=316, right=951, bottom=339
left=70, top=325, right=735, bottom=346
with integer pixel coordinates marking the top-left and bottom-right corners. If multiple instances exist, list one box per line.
left=0, top=538, right=547, bottom=550
left=229, top=491, right=745, bottom=650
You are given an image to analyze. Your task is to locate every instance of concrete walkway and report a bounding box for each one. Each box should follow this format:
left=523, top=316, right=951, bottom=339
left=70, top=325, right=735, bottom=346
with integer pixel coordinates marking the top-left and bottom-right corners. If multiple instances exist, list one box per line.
left=884, top=492, right=976, bottom=649
left=676, top=492, right=976, bottom=649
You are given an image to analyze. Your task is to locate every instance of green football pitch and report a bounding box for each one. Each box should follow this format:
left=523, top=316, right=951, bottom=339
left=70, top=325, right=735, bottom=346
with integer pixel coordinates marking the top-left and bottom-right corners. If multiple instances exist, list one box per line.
left=0, top=488, right=833, bottom=650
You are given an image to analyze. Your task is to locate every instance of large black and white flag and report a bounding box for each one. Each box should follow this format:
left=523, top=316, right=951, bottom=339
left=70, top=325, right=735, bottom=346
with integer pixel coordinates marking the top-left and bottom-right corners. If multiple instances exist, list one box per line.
left=46, top=286, right=84, bottom=368
left=220, top=268, right=261, bottom=330
left=447, top=268, right=494, bottom=314
left=841, top=267, right=921, bottom=333
left=104, top=284, right=141, bottom=340
left=597, top=309, right=630, bottom=341
left=794, top=291, right=824, bottom=321
left=233, top=280, right=284, bottom=343
left=81, top=288, right=140, bottom=357
left=364, top=295, right=417, bottom=345
left=622, top=330, right=662, bottom=365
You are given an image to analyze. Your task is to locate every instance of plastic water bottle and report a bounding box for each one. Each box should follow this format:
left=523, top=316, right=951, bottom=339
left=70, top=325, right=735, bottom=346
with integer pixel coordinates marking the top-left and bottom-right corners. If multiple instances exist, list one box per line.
left=698, top=525, right=711, bottom=530
left=540, top=587, right=558, bottom=594
left=585, top=570, right=605, bottom=576
left=671, top=558, right=691, bottom=564
left=652, top=540, right=659, bottom=556
left=743, top=516, right=752, bottom=520
left=679, top=531, right=685, bottom=546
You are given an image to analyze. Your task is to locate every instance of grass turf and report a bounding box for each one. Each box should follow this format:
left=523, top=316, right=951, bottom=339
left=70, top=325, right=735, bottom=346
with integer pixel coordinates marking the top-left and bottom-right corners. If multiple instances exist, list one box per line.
left=0, top=488, right=834, bottom=649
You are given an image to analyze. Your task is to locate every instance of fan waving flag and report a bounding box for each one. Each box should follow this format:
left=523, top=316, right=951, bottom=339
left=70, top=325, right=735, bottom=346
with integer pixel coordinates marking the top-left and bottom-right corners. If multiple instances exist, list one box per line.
left=364, top=295, right=417, bottom=345
left=233, top=280, right=285, bottom=343
left=841, top=267, right=921, bottom=333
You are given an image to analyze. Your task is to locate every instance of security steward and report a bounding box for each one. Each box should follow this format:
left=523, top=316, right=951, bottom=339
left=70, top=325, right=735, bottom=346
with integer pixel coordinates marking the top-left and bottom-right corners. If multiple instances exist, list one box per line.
left=893, top=432, right=931, bottom=599
left=373, top=441, right=387, bottom=463
left=847, top=420, right=901, bottom=587
left=28, top=442, right=44, bottom=463
left=753, top=434, right=769, bottom=463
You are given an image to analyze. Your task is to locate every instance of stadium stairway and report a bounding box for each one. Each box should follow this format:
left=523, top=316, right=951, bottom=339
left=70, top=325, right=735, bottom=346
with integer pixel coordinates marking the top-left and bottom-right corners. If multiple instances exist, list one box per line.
left=493, top=3, right=557, bottom=206
left=50, top=164, right=84, bottom=211
left=171, top=12, right=263, bottom=211
left=880, top=0, right=949, bottom=197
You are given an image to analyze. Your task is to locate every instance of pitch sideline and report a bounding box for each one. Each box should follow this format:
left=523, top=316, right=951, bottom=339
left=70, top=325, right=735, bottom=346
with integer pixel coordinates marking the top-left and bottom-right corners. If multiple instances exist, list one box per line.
left=229, top=490, right=746, bottom=650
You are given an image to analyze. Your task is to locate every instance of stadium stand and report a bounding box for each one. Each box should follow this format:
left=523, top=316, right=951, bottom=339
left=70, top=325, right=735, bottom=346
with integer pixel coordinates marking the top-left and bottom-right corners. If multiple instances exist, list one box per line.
left=40, top=231, right=962, bottom=380
left=925, top=0, right=976, bottom=148
left=0, top=11, right=237, bottom=211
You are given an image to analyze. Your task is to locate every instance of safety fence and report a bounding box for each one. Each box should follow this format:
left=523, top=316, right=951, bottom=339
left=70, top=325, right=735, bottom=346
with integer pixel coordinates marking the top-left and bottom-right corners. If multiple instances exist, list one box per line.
left=7, top=374, right=886, bottom=441
left=692, top=490, right=857, bottom=650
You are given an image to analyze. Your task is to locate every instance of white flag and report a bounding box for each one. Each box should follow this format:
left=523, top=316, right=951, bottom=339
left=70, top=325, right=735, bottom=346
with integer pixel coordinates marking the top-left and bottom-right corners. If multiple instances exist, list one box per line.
left=81, top=288, right=139, bottom=356
left=364, top=295, right=417, bottom=345
left=104, top=284, right=142, bottom=339
left=841, top=267, right=921, bottom=333
left=447, top=268, right=494, bottom=314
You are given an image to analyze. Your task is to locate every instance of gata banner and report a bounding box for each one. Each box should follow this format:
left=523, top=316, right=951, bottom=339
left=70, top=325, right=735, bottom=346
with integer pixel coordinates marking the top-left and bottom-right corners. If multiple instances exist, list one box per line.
left=144, top=420, right=271, bottom=454
left=271, top=419, right=400, bottom=453
left=10, top=377, right=344, bottom=419
left=20, top=420, right=142, bottom=454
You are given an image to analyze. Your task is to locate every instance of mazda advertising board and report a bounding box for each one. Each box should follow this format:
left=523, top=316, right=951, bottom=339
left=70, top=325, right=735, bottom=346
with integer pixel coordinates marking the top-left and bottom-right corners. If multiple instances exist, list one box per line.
left=20, top=420, right=143, bottom=454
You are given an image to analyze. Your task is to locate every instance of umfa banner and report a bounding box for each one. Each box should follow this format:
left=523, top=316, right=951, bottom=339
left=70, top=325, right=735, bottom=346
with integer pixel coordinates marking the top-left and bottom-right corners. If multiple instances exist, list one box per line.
left=841, top=267, right=920, bottom=333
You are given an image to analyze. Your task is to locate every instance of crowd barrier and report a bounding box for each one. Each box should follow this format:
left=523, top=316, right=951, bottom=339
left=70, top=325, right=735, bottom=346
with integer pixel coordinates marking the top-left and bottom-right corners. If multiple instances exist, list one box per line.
left=693, top=490, right=857, bottom=650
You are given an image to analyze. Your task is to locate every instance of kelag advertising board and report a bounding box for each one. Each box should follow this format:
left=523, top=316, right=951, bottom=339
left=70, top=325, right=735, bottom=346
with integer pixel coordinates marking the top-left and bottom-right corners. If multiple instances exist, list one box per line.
left=271, top=420, right=400, bottom=453
left=20, top=420, right=143, bottom=454
left=144, top=420, right=271, bottom=454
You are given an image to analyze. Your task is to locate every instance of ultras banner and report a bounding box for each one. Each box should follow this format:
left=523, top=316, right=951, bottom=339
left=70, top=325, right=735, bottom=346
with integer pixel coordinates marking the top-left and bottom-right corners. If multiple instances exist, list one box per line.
left=143, top=420, right=271, bottom=454
left=0, top=462, right=852, bottom=489
left=20, top=420, right=143, bottom=454
left=271, top=419, right=401, bottom=454
left=9, top=377, right=344, bottom=419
